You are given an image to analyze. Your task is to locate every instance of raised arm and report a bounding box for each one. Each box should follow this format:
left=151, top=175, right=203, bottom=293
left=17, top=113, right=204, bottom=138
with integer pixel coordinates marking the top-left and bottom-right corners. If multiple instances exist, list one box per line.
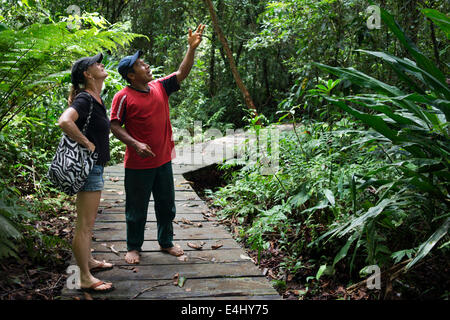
left=175, top=24, right=206, bottom=84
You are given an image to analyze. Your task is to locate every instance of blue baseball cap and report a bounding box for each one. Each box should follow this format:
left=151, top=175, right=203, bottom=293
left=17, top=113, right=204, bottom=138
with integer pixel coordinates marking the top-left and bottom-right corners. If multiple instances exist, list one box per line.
left=117, top=50, right=143, bottom=80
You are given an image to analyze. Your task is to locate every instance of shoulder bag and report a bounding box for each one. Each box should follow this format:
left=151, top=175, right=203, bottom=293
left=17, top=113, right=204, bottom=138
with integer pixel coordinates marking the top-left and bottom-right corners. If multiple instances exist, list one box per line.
left=47, top=93, right=98, bottom=195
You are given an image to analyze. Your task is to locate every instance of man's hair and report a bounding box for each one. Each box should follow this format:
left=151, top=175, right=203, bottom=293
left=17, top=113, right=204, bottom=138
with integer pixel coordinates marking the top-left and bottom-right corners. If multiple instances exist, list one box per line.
left=124, top=66, right=135, bottom=84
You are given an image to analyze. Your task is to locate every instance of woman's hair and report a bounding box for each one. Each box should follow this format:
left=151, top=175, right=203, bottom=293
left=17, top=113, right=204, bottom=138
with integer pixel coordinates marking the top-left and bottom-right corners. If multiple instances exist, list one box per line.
left=68, top=83, right=84, bottom=105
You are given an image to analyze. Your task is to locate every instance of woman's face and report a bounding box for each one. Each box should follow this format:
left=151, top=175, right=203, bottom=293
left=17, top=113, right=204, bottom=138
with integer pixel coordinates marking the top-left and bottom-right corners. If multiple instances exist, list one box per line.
left=84, top=62, right=108, bottom=81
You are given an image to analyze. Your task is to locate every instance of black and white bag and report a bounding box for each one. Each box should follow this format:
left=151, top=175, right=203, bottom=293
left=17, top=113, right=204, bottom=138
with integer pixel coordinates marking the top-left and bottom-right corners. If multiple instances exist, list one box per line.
left=47, top=93, right=98, bottom=195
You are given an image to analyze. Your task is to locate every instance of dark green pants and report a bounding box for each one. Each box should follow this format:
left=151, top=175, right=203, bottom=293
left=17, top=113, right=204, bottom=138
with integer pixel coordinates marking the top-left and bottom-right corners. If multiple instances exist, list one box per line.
left=124, top=161, right=176, bottom=251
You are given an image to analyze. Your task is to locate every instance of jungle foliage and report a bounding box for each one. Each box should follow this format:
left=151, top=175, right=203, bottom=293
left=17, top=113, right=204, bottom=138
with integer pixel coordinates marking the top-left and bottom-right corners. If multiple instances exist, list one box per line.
left=0, top=0, right=448, bottom=298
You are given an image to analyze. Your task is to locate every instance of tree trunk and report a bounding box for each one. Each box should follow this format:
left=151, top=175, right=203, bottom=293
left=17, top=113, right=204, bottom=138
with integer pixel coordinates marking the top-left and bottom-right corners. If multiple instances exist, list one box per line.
left=209, top=31, right=216, bottom=96
left=203, top=0, right=258, bottom=115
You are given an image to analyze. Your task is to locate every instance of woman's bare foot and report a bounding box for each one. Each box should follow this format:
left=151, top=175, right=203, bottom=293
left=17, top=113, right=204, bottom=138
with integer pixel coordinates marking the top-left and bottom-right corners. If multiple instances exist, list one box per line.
left=80, top=274, right=113, bottom=292
left=125, top=250, right=140, bottom=264
left=160, top=244, right=184, bottom=257
left=88, top=258, right=113, bottom=272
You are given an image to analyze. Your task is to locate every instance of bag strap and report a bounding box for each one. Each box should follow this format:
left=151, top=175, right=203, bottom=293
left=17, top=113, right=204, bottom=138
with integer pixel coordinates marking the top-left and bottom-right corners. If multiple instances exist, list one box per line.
left=78, top=92, right=94, bottom=135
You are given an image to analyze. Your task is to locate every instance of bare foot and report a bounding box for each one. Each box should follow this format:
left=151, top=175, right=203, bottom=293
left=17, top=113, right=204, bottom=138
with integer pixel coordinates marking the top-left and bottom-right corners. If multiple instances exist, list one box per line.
left=160, top=244, right=184, bottom=257
left=80, top=275, right=114, bottom=293
left=89, top=259, right=113, bottom=272
left=125, top=250, right=140, bottom=264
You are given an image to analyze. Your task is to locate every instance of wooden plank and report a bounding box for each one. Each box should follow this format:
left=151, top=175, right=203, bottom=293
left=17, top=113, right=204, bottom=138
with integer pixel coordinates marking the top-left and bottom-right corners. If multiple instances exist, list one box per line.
left=100, top=191, right=201, bottom=201
left=71, top=262, right=264, bottom=281
left=100, top=205, right=210, bottom=214
left=87, top=249, right=254, bottom=265
left=99, top=201, right=209, bottom=212
left=96, top=213, right=206, bottom=222
left=62, top=157, right=280, bottom=300
left=93, top=222, right=232, bottom=242
left=62, top=278, right=278, bottom=300
left=91, top=239, right=241, bottom=252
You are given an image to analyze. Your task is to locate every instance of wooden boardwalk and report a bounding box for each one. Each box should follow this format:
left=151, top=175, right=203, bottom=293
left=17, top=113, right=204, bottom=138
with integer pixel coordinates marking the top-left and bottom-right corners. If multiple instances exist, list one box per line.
left=61, top=159, right=280, bottom=299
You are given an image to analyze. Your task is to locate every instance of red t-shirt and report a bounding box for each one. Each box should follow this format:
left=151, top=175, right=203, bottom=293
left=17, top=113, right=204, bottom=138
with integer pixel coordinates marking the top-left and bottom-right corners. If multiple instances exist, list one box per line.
left=110, top=73, right=180, bottom=169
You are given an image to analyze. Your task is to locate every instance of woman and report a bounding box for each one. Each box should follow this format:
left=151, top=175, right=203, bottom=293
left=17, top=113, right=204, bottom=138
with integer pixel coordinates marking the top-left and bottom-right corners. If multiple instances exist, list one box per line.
left=58, top=53, right=114, bottom=293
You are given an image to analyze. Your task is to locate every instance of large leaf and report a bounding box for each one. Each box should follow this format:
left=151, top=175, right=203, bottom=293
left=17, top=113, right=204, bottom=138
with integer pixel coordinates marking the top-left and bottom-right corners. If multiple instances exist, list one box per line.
left=422, top=9, right=450, bottom=39
left=357, top=49, right=450, bottom=111
left=406, top=218, right=450, bottom=270
left=323, top=96, right=401, bottom=143
left=375, top=3, right=448, bottom=98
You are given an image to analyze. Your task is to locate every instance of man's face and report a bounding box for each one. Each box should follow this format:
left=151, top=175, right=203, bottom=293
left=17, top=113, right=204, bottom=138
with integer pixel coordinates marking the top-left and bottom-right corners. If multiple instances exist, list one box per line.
left=128, top=58, right=153, bottom=83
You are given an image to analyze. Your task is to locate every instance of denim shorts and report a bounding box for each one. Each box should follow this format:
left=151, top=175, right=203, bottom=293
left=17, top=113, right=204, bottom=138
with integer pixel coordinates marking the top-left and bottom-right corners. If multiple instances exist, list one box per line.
left=79, top=165, right=104, bottom=192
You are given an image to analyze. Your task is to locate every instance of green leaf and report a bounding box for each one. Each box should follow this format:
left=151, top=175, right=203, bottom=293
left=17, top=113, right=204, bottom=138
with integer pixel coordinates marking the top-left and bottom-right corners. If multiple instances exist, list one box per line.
left=422, top=9, right=450, bottom=39
left=377, top=5, right=448, bottom=97
left=323, top=189, right=335, bottom=206
left=333, top=231, right=359, bottom=267
left=406, top=218, right=450, bottom=270
left=316, top=264, right=335, bottom=280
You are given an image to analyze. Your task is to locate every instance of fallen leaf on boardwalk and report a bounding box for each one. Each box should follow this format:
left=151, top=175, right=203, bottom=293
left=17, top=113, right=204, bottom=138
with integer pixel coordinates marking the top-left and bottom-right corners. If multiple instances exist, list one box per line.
left=202, top=211, right=212, bottom=217
left=185, top=288, right=191, bottom=292
left=84, top=292, right=93, bottom=300
left=177, top=255, right=189, bottom=262
left=180, top=225, right=190, bottom=229
left=240, top=254, right=252, bottom=260
left=133, top=267, right=139, bottom=273
left=109, top=177, right=120, bottom=182
left=195, top=223, right=203, bottom=228
left=116, top=191, right=123, bottom=195
left=178, top=276, right=186, bottom=288
left=185, top=203, right=198, bottom=207
left=132, top=281, right=173, bottom=299
left=109, top=245, right=120, bottom=256
left=187, top=242, right=204, bottom=250
left=192, top=256, right=209, bottom=261
left=173, top=273, right=179, bottom=285
left=119, top=266, right=135, bottom=270
left=211, top=242, right=223, bottom=250
left=181, top=218, right=193, bottom=225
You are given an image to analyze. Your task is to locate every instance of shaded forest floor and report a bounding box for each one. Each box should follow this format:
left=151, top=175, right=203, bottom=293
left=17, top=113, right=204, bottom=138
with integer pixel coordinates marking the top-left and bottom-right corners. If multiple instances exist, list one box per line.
left=0, top=166, right=448, bottom=300
left=186, top=165, right=450, bottom=301
left=0, top=197, right=75, bottom=300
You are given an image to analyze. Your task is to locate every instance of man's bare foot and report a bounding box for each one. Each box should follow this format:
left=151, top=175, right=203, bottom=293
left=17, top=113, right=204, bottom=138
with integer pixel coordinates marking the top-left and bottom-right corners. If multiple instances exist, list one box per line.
left=125, top=250, right=140, bottom=264
left=160, top=244, right=184, bottom=257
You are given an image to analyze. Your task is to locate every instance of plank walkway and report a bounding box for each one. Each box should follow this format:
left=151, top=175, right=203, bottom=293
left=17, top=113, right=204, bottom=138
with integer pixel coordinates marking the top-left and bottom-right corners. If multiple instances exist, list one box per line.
left=60, top=129, right=287, bottom=300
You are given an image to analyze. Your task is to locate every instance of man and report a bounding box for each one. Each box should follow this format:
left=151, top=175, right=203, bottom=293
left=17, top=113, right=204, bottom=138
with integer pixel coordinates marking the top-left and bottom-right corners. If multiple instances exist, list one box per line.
left=110, top=24, right=205, bottom=264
